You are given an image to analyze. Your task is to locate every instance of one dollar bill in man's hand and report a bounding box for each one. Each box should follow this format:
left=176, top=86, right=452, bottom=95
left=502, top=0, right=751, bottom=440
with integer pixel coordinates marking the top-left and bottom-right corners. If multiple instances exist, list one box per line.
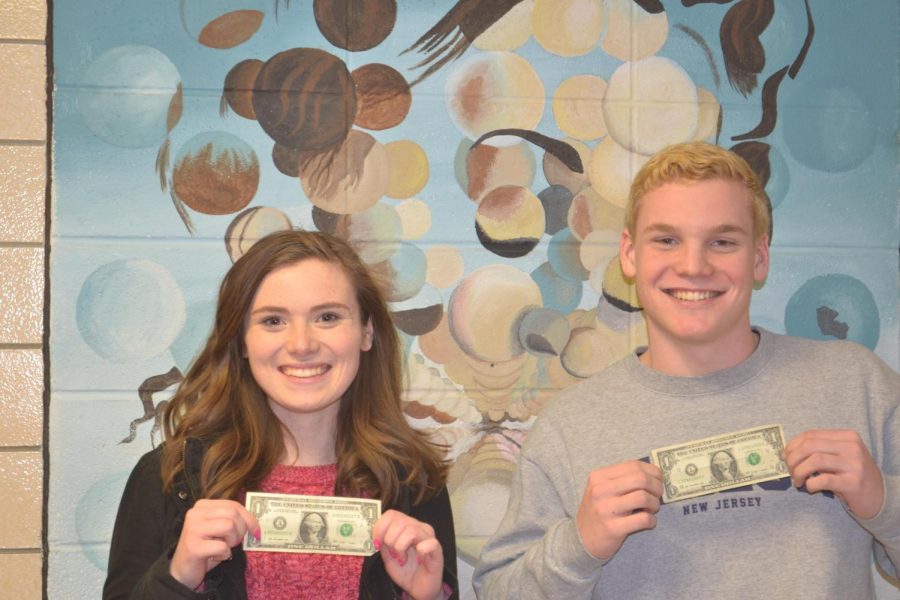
left=650, top=424, right=789, bottom=503
left=244, top=492, right=381, bottom=556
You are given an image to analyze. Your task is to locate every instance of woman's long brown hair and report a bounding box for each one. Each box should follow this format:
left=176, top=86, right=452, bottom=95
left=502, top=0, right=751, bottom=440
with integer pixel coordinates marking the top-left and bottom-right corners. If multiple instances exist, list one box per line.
left=160, top=230, right=447, bottom=505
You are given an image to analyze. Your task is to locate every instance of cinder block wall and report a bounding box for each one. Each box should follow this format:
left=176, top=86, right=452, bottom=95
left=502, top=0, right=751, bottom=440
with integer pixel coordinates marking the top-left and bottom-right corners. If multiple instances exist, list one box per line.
left=0, top=0, right=47, bottom=597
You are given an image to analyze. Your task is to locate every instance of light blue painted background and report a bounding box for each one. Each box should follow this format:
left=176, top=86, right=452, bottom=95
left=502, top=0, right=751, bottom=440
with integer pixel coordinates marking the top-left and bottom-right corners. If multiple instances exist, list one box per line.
left=50, top=2, right=899, bottom=597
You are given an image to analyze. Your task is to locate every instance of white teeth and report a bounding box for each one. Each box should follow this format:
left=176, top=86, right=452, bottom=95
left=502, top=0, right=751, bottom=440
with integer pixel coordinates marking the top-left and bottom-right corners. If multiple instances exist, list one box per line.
left=282, top=365, right=327, bottom=378
left=670, top=290, right=718, bottom=301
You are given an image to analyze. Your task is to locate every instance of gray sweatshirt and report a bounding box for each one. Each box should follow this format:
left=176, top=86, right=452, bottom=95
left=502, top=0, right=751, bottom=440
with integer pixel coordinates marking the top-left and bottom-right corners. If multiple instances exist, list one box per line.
left=474, top=329, right=899, bottom=598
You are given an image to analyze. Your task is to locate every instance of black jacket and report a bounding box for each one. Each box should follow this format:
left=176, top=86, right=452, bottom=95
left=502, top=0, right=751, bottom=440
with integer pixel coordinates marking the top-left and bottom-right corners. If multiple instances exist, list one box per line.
left=103, top=439, right=458, bottom=599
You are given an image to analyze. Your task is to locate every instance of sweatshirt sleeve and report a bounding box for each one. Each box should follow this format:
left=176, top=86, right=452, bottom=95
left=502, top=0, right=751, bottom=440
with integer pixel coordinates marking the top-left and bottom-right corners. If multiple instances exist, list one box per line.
left=473, top=427, right=604, bottom=598
left=851, top=356, right=900, bottom=582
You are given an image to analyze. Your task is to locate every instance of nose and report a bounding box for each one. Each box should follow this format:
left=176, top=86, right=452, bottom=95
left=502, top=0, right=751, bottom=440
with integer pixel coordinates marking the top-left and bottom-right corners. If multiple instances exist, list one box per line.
left=285, top=321, right=318, bottom=354
left=675, top=242, right=713, bottom=277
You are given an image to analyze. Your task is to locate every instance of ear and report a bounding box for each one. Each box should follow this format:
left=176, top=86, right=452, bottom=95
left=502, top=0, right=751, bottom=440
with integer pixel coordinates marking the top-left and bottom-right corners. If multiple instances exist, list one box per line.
left=361, top=318, right=374, bottom=352
left=619, top=229, right=637, bottom=279
left=753, top=235, right=770, bottom=284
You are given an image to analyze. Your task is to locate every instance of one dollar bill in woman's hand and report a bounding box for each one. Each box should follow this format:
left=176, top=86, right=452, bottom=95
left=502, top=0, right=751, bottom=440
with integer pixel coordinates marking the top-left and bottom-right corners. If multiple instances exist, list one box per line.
left=650, top=424, right=790, bottom=503
left=244, top=492, right=381, bottom=556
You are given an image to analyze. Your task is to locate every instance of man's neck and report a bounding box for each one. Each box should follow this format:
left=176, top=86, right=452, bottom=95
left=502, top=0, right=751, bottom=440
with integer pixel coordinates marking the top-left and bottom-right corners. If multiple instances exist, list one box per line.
left=640, top=329, right=760, bottom=376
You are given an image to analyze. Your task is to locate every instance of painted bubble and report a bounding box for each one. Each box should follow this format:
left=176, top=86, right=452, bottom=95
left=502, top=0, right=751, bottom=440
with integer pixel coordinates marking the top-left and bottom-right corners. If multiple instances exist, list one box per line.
left=781, top=79, right=877, bottom=173
left=391, top=284, right=443, bottom=336
left=473, top=0, right=534, bottom=51
left=224, top=206, right=293, bottom=262
left=580, top=228, right=620, bottom=275
left=548, top=228, right=589, bottom=282
left=518, top=307, right=572, bottom=356
left=425, top=245, right=465, bottom=289
left=449, top=264, right=543, bottom=362
left=532, top=0, right=605, bottom=57
left=76, top=259, right=186, bottom=363
left=600, top=0, right=668, bottom=61
left=459, top=139, right=536, bottom=202
left=446, top=52, right=545, bottom=144
left=351, top=63, right=411, bottom=131
left=784, top=274, right=879, bottom=350
left=180, top=0, right=265, bottom=49
left=252, top=47, right=356, bottom=152
left=222, top=59, right=263, bottom=120
left=603, top=56, right=699, bottom=156
left=314, top=0, right=396, bottom=52
left=79, top=45, right=181, bottom=148
left=272, top=142, right=302, bottom=177
left=475, top=185, right=545, bottom=258
left=172, top=131, right=259, bottom=215
left=531, top=261, right=582, bottom=314
left=385, top=140, right=429, bottom=199
left=538, top=184, right=574, bottom=236
left=370, top=241, right=427, bottom=302
left=342, top=202, right=402, bottom=264
left=567, top=187, right=626, bottom=241
left=552, top=75, right=608, bottom=141
left=588, top=136, right=650, bottom=208
left=599, top=255, right=641, bottom=312
left=298, top=129, right=389, bottom=215
left=543, top=138, right=591, bottom=194
left=395, top=198, right=431, bottom=240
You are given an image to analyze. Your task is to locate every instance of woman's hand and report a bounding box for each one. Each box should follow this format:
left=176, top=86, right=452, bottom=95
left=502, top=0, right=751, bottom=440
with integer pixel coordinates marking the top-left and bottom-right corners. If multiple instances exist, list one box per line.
left=373, top=509, right=445, bottom=600
left=170, top=499, right=260, bottom=590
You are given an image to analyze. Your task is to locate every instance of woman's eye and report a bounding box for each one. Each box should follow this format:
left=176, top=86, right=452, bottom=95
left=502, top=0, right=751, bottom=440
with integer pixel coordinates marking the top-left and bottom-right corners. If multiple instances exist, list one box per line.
left=319, top=312, right=340, bottom=323
left=261, top=316, right=283, bottom=326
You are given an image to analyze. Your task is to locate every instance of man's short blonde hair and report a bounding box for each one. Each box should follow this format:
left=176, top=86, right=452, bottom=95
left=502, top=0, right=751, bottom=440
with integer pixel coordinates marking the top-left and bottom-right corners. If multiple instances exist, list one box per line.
left=626, top=142, right=772, bottom=244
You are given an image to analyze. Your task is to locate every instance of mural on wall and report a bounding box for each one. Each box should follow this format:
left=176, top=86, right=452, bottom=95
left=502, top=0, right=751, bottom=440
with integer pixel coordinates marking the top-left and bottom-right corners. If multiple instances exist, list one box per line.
left=50, top=0, right=898, bottom=597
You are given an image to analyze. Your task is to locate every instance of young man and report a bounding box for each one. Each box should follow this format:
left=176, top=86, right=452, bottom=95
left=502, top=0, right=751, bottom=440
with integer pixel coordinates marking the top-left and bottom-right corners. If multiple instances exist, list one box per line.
left=473, top=142, right=899, bottom=598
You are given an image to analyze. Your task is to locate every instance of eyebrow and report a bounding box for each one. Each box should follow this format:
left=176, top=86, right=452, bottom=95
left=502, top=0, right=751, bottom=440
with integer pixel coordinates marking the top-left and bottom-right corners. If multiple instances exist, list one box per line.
left=641, top=223, right=749, bottom=235
left=249, top=302, right=353, bottom=316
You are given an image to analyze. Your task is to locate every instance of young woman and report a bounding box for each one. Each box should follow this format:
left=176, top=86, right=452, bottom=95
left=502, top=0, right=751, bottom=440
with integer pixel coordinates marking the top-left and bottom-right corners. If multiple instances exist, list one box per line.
left=104, top=230, right=457, bottom=600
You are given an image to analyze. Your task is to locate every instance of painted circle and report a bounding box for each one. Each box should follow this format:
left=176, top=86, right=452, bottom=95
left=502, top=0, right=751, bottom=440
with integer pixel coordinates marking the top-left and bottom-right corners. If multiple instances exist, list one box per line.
left=172, top=131, right=260, bottom=215
left=252, top=47, right=356, bottom=151
left=532, top=0, right=604, bottom=57
left=79, top=45, right=181, bottom=148
left=299, top=129, right=389, bottom=214
left=313, top=0, right=397, bottom=51
left=784, top=274, right=880, bottom=350
left=475, top=185, right=545, bottom=258
left=385, top=140, right=429, bottom=199
left=351, top=63, right=411, bottom=130
left=446, top=52, right=545, bottom=143
left=602, top=56, right=699, bottom=155
left=76, top=259, right=186, bottom=362
left=448, top=265, right=543, bottom=362
left=553, top=75, right=608, bottom=141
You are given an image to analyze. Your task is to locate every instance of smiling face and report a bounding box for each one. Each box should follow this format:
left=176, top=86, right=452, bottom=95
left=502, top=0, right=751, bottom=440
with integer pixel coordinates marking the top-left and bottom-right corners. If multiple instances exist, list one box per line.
left=244, top=258, right=373, bottom=433
left=620, top=178, right=769, bottom=373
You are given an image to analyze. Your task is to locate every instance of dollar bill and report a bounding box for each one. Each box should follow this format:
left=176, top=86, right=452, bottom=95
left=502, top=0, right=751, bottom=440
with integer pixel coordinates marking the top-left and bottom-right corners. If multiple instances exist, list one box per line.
left=651, top=424, right=789, bottom=503
left=244, top=492, right=381, bottom=556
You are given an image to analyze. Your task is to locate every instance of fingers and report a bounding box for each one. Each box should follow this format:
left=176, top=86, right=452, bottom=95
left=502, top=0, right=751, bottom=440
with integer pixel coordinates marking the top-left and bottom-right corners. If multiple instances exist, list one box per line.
left=170, top=499, right=260, bottom=589
left=577, top=461, right=664, bottom=560
left=374, top=510, right=442, bottom=567
left=784, top=429, right=884, bottom=519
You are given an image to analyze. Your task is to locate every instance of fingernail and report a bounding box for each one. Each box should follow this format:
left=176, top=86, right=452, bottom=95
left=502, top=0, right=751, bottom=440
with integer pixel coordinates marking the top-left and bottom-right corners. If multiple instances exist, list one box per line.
left=416, top=556, right=424, bottom=565
left=373, top=538, right=381, bottom=551
left=253, top=528, right=261, bottom=541
left=389, top=549, right=398, bottom=560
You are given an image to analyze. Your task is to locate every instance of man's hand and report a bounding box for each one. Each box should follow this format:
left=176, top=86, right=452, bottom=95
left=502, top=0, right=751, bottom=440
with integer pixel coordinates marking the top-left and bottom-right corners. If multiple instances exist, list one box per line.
left=575, top=461, right=664, bottom=560
left=784, top=429, right=884, bottom=519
